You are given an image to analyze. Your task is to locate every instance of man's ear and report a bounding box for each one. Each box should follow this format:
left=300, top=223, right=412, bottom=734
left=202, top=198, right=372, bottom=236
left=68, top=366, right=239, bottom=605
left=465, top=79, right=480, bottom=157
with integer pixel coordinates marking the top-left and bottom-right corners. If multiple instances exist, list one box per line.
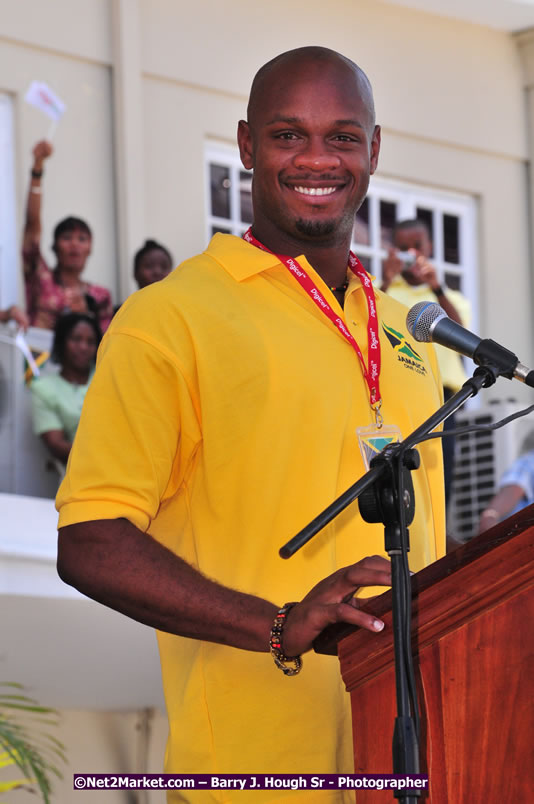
left=237, top=120, right=253, bottom=170
left=370, top=125, right=381, bottom=175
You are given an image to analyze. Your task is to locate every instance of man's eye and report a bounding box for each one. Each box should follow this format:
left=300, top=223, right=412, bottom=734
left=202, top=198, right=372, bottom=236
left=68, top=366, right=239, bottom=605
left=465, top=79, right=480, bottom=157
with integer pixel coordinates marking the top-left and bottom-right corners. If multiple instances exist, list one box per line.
left=276, top=132, right=298, bottom=140
left=335, top=135, right=358, bottom=143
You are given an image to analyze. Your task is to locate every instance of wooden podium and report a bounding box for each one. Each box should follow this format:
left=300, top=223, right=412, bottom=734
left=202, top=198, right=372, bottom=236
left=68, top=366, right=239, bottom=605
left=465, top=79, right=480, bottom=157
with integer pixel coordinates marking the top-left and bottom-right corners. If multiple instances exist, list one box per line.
left=315, top=505, right=534, bottom=802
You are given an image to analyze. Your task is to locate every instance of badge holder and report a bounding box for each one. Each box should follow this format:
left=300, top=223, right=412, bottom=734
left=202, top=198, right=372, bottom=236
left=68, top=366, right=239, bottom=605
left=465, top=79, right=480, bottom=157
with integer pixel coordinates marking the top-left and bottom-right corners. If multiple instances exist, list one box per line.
left=356, top=423, right=402, bottom=472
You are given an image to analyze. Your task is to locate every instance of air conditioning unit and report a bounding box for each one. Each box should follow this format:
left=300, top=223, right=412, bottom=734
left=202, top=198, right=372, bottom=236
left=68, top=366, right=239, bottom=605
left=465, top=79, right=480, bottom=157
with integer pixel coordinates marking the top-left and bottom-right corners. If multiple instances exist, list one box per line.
left=0, top=324, right=59, bottom=498
left=448, top=399, right=534, bottom=543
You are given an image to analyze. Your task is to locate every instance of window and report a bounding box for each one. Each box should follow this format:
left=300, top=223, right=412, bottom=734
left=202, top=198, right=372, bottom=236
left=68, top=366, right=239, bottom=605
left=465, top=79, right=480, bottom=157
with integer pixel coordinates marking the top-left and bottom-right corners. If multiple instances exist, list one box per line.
left=352, top=176, right=479, bottom=331
left=205, top=145, right=479, bottom=330
left=0, top=93, right=18, bottom=309
left=205, top=143, right=252, bottom=240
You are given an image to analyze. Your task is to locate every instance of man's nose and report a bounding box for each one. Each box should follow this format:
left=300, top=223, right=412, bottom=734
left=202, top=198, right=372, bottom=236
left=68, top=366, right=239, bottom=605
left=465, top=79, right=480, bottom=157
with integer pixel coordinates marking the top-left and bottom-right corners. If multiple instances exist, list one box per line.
left=292, top=140, right=341, bottom=171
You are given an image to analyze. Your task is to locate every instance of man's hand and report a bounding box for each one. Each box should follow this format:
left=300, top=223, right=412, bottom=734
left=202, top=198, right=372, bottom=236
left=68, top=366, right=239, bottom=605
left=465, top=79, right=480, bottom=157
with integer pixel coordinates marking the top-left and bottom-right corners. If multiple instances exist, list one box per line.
left=281, top=555, right=391, bottom=657
left=407, top=256, right=440, bottom=291
left=32, top=140, right=53, bottom=170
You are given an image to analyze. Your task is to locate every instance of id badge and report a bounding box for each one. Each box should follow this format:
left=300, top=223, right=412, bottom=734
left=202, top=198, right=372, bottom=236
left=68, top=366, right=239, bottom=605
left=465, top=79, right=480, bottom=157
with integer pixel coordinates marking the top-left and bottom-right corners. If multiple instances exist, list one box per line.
left=356, top=424, right=403, bottom=472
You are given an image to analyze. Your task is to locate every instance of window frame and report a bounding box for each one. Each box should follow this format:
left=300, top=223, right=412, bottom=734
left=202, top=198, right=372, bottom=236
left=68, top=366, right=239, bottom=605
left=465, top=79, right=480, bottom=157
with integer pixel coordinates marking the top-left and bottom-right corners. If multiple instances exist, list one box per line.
left=0, top=93, right=18, bottom=310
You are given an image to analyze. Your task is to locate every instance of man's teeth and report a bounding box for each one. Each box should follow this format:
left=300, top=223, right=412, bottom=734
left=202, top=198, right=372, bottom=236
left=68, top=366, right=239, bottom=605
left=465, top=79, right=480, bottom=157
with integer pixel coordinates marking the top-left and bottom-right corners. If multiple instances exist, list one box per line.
left=293, top=186, right=337, bottom=196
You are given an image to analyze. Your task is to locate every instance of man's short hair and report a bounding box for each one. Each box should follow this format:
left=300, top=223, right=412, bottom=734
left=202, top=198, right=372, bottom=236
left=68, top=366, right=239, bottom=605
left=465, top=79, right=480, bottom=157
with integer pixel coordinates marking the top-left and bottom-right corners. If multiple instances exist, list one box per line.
left=393, top=218, right=432, bottom=239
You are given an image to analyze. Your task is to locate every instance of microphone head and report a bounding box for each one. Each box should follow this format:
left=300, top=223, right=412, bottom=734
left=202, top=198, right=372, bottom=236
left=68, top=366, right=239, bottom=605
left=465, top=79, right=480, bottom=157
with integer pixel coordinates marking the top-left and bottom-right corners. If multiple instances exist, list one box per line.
left=406, top=301, right=447, bottom=343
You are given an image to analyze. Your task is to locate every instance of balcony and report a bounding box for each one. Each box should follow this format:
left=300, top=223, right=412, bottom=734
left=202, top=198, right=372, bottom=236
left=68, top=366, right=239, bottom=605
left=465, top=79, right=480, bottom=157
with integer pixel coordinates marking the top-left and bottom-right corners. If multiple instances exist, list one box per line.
left=0, top=324, right=164, bottom=710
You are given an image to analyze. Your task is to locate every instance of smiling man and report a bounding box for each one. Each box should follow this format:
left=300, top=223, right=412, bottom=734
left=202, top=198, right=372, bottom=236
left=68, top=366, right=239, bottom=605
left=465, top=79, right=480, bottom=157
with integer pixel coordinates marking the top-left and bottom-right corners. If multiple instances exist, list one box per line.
left=56, top=47, right=445, bottom=802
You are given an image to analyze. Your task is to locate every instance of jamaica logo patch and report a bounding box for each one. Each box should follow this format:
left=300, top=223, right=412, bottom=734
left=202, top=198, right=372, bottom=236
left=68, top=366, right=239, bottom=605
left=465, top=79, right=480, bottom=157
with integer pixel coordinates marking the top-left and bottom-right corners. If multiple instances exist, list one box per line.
left=382, top=323, right=427, bottom=376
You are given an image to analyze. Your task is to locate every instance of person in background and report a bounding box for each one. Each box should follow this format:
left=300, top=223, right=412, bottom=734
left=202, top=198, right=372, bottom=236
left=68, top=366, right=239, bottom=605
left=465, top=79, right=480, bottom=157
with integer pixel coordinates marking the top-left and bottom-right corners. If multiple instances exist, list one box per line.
left=381, top=218, right=471, bottom=505
left=22, top=140, right=113, bottom=333
left=113, top=239, right=174, bottom=316
left=134, top=239, right=173, bottom=289
left=30, top=312, right=101, bottom=466
left=478, top=430, right=534, bottom=533
left=0, top=305, right=29, bottom=330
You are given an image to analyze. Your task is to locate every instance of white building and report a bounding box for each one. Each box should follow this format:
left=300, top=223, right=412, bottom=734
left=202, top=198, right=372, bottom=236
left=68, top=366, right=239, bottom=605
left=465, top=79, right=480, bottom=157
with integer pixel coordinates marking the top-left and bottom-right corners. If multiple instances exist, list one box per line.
left=2, top=1, right=534, bottom=800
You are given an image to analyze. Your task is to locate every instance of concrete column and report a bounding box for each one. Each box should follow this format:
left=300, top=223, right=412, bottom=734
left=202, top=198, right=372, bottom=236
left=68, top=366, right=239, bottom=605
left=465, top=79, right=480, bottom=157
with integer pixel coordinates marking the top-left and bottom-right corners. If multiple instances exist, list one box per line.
left=515, top=29, right=534, bottom=300
left=111, top=0, right=145, bottom=302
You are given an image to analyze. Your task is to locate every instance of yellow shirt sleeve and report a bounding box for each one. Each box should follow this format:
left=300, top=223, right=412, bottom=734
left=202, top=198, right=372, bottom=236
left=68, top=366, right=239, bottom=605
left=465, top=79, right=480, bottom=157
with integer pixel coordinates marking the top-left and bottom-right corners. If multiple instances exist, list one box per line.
left=56, top=327, right=201, bottom=533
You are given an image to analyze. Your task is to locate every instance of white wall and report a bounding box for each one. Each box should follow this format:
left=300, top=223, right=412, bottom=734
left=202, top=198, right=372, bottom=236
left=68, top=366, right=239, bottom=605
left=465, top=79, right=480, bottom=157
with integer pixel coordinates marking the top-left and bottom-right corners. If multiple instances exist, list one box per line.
left=1, top=1, right=531, bottom=366
left=1, top=2, right=534, bottom=797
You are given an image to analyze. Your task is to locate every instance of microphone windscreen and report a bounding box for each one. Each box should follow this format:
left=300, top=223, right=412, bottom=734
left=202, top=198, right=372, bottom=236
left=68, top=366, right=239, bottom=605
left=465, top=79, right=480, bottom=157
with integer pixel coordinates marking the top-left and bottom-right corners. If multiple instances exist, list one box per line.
left=406, top=302, right=447, bottom=342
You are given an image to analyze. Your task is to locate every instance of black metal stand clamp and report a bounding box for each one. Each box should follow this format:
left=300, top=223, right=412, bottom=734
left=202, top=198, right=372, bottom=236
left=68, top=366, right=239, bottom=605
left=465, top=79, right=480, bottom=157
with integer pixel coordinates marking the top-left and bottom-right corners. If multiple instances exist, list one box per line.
left=279, top=363, right=504, bottom=802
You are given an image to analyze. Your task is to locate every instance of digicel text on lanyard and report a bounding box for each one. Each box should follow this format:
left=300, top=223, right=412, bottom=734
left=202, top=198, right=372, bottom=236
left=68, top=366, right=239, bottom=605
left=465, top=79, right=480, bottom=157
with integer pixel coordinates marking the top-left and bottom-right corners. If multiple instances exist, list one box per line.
left=243, top=228, right=382, bottom=423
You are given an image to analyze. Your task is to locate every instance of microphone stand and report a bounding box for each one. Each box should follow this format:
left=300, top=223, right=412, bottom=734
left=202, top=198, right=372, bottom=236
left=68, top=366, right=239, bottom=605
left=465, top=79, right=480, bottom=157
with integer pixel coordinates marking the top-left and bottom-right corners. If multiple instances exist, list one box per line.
left=280, top=364, right=504, bottom=802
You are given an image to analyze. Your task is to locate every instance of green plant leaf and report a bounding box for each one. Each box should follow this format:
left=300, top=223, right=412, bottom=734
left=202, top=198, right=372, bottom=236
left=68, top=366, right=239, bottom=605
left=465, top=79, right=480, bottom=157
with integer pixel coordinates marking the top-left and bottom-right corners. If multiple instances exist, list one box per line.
left=0, top=683, right=66, bottom=804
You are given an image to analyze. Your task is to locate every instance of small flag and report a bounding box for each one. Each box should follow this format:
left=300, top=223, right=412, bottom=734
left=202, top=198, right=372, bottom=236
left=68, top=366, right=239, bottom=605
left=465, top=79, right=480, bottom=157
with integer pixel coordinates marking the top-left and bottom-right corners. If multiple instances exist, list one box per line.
left=14, top=331, right=50, bottom=383
left=24, top=81, right=66, bottom=122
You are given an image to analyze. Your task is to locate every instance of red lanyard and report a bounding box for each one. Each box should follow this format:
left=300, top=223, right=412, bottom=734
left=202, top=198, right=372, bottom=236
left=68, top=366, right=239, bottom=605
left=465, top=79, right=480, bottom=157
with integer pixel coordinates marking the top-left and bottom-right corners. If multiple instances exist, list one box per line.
left=243, top=228, right=382, bottom=423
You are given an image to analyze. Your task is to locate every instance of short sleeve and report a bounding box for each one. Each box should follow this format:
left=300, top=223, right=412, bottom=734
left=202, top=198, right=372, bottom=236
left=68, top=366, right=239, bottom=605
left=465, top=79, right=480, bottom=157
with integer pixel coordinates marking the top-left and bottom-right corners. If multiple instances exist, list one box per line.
left=56, top=326, right=201, bottom=533
left=499, top=455, right=534, bottom=501
left=30, top=379, right=64, bottom=435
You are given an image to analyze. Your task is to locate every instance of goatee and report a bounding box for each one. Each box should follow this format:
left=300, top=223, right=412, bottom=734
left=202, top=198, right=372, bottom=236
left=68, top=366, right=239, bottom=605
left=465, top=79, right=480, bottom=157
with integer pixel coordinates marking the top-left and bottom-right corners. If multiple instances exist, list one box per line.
left=295, top=219, right=336, bottom=239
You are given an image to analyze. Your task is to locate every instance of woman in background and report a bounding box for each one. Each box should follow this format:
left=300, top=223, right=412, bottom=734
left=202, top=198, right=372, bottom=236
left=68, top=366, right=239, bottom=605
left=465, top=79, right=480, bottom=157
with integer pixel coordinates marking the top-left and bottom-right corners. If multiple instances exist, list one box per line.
left=30, top=312, right=101, bottom=465
left=22, top=140, right=113, bottom=332
left=133, top=239, right=173, bottom=289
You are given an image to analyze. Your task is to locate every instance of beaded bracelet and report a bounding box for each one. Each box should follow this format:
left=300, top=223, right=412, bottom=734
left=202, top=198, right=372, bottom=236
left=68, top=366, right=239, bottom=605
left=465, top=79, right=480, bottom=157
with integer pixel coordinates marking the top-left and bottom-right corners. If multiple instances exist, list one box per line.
left=31, top=169, right=43, bottom=179
left=269, top=602, right=302, bottom=676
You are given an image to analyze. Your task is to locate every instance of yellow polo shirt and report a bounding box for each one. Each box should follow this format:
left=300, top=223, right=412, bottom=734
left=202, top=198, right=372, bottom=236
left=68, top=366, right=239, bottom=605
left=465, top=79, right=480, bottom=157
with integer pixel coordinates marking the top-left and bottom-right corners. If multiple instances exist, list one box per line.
left=57, top=234, right=445, bottom=803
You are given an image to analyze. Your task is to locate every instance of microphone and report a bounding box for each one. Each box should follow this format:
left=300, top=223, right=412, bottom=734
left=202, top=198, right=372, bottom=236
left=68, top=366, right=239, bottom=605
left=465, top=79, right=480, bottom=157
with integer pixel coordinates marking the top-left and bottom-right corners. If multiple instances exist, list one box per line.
left=406, top=301, right=534, bottom=388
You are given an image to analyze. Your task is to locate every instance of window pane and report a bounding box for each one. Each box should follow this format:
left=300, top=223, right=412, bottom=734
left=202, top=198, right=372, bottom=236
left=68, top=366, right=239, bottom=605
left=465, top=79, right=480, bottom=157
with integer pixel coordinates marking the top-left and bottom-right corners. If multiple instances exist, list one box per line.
left=445, top=271, right=461, bottom=291
left=210, top=164, right=231, bottom=219
left=212, top=226, right=231, bottom=236
left=415, top=207, right=434, bottom=257
left=239, top=171, right=253, bottom=224
left=443, top=214, right=460, bottom=264
left=354, top=197, right=370, bottom=245
left=358, top=255, right=371, bottom=273
left=380, top=200, right=397, bottom=249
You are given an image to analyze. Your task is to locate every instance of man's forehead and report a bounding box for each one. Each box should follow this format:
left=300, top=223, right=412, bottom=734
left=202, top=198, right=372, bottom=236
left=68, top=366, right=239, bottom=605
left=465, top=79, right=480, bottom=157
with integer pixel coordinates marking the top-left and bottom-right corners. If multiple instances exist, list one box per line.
left=248, top=57, right=373, bottom=127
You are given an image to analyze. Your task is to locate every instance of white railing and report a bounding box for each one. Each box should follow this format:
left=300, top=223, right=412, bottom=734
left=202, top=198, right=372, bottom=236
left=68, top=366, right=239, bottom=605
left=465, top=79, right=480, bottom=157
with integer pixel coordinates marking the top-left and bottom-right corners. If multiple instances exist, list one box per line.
left=0, top=324, right=60, bottom=498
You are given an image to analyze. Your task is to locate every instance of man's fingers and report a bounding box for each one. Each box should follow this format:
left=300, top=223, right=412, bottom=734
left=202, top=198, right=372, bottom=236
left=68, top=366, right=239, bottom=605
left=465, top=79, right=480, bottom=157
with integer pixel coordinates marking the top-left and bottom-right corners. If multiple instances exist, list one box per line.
left=282, top=599, right=385, bottom=656
left=334, top=601, right=385, bottom=633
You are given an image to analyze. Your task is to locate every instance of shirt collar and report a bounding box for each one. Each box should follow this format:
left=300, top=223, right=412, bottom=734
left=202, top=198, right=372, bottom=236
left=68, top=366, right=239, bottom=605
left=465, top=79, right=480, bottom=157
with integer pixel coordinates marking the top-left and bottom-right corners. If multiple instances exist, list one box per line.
left=206, top=232, right=377, bottom=295
left=205, top=233, right=280, bottom=281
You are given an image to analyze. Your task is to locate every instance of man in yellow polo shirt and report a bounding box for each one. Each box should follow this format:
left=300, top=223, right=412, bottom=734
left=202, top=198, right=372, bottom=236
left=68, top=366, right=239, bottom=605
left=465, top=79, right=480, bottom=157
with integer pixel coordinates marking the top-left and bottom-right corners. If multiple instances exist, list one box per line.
left=57, top=46, right=445, bottom=802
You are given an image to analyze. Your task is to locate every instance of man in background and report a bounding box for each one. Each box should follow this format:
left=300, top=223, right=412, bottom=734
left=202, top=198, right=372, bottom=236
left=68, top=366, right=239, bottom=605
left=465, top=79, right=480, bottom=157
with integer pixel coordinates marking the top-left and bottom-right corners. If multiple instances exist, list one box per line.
left=381, top=218, right=471, bottom=505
